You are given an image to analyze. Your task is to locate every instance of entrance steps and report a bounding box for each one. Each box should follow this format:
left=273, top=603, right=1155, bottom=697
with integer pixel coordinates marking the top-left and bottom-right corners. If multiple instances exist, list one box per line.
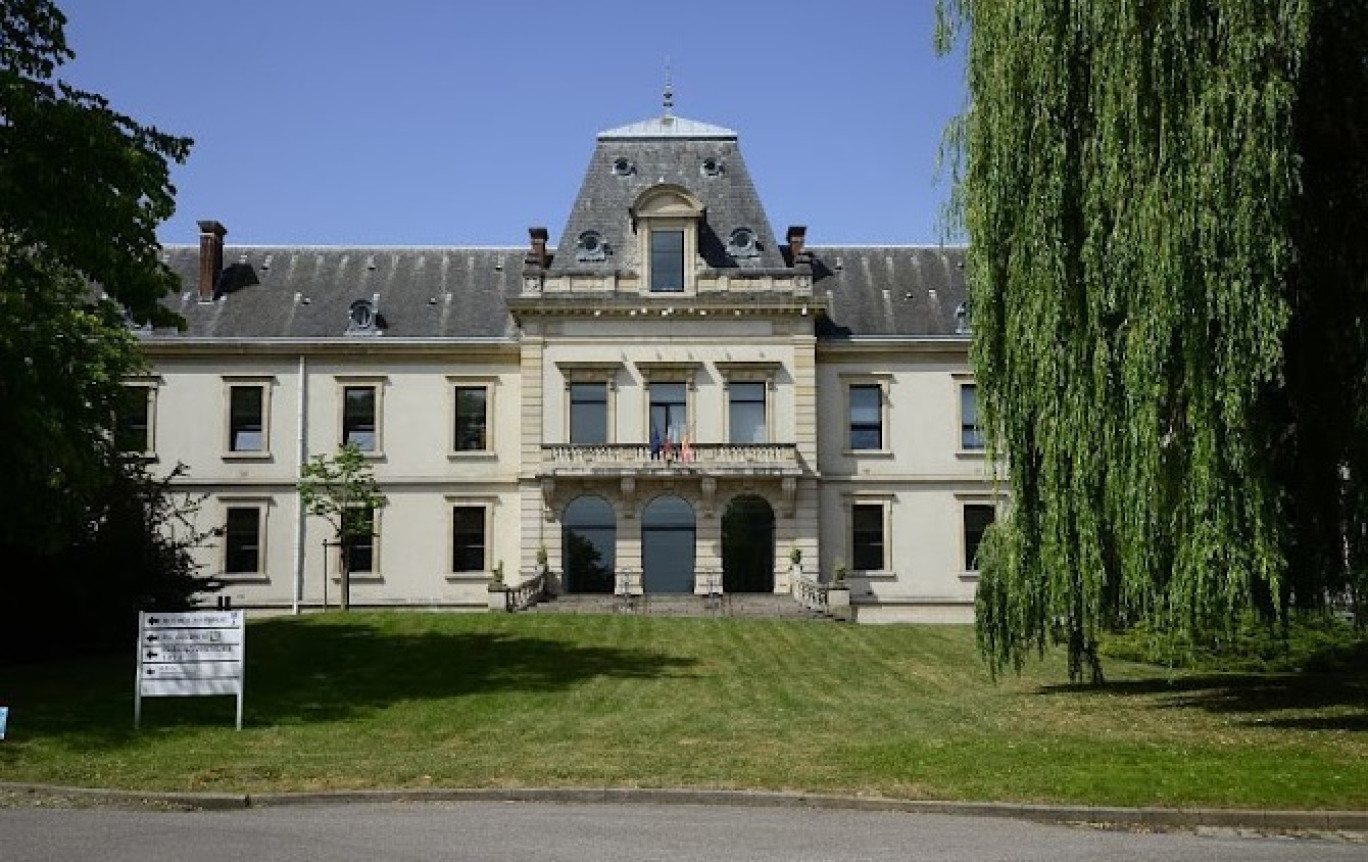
left=528, top=592, right=830, bottom=620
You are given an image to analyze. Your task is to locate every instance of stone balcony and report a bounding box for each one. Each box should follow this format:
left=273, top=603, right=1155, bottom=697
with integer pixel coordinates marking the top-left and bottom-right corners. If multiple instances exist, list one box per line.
left=541, top=443, right=802, bottom=478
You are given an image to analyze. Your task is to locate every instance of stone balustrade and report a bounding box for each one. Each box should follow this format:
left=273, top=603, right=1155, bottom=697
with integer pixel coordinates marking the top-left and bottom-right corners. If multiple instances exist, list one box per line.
left=543, top=443, right=799, bottom=476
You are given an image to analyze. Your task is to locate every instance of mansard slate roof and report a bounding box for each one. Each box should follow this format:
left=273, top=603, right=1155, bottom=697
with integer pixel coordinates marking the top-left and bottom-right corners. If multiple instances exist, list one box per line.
left=551, top=114, right=787, bottom=273
left=142, top=113, right=968, bottom=342
left=152, top=246, right=523, bottom=340
left=146, top=243, right=967, bottom=340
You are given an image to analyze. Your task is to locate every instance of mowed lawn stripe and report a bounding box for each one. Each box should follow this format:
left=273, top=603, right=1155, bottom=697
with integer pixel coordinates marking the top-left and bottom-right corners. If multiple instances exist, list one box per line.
left=1, top=611, right=1364, bottom=807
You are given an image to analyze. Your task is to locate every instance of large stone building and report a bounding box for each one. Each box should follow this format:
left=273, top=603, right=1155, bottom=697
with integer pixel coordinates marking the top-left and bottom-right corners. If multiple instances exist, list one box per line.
left=125, top=109, right=994, bottom=622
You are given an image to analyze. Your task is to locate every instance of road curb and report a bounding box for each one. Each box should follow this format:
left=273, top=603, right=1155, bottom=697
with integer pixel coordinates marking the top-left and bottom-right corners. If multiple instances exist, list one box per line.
left=3, top=782, right=1365, bottom=831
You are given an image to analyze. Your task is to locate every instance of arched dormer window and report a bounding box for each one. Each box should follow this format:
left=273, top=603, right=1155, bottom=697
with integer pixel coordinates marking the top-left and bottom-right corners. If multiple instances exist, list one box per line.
left=630, top=185, right=704, bottom=294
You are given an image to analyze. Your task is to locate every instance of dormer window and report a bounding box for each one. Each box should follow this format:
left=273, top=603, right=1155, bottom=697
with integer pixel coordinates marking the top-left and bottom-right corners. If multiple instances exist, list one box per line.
left=955, top=301, right=971, bottom=334
left=575, top=230, right=609, bottom=263
left=649, top=230, right=685, bottom=292
left=347, top=297, right=382, bottom=335
left=700, top=157, right=723, bottom=177
left=631, top=185, right=704, bottom=296
left=612, top=156, right=635, bottom=176
left=727, top=227, right=759, bottom=259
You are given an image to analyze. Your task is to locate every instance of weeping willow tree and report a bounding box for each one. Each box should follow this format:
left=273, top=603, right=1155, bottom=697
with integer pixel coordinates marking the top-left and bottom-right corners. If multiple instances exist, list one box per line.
left=937, top=1, right=1368, bottom=683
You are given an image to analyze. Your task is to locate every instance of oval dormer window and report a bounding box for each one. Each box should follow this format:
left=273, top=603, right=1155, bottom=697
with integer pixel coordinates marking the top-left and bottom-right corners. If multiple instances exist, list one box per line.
left=954, top=301, right=971, bottom=334
left=700, top=157, right=723, bottom=177
left=349, top=298, right=377, bottom=331
left=575, top=230, right=608, bottom=263
left=612, top=157, right=634, bottom=176
left=727, top=227, right=759, bottom=258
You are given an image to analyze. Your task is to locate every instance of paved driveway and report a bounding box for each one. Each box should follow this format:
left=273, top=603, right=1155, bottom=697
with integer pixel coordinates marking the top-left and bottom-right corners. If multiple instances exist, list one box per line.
left=2, top=801, right=1363, bottom=861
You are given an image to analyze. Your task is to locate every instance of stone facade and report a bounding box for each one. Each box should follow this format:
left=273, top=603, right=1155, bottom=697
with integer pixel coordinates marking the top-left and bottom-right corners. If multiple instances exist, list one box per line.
left=131, top=112, right=993, bottom=622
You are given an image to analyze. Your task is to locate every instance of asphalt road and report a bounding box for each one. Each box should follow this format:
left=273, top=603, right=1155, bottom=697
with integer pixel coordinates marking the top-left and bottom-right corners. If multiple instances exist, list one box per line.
left=1, top=801, right=1363, bottom=862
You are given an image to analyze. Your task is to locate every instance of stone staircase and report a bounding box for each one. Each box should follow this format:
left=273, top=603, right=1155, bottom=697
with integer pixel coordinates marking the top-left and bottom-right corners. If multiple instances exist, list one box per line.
left=527, top=592, right=831, bottom=620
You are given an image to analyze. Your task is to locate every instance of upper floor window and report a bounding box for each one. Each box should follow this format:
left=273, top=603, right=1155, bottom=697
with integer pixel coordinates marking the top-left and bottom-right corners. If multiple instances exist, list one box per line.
left=649, top=382, right=688, bottom=451
left=729, top=382, right=767, bottom=444
left=848, top=383, right=884, bottom=451
left=570, top=382, right=608, bottom=445
left=649, top=229, right=685, bottom=292
left=337, top=378, right=385, bottom=453
left=960, top=383, right=984, bottom=451
left=453, top=384, right=489, bottom=452
left=225, top=379, right=272, bottom=455
left=114, top=382, right=157, bottom=457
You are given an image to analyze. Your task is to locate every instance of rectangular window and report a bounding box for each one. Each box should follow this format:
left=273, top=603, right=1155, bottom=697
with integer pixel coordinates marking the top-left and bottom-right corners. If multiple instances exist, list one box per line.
left=342, top=385, right=378, bottom=451
left=342, top=506, right=376, bottom=574
left=451, top=505, right=487, bottom=573
left=114, top=385, right=154, bottom=455
left=849, top=384, right=883, bottom=451
left=228, top=384, right=266, bottom=453
left=729, top=382, right=767, bottom=444
left=960, top=383, right=984, bottom=451
left=570, top=382, right=608, bottom=445
left=649, top=382, right=688, bottom=450
left=650, top=229, right=685, bottom=292
left=963, top=504, right=996, bottom=571
left=453, top=385, right=489, bottom=451
left=851, top=503, right=886, bottom=572
left=224, top=506, right=262, bottom=574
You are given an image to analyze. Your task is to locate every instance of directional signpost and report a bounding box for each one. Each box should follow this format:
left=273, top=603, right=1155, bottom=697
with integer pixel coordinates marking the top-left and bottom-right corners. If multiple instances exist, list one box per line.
left=135, top=610, right=245, bottom=730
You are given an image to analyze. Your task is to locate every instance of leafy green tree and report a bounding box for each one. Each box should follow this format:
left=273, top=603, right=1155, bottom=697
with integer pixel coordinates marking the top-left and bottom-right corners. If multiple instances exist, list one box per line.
left=298, top=444, right=389, bottom=611
left=0, top=1, right=202, bottom=660
left=937, top=1, right=1366, bottom=682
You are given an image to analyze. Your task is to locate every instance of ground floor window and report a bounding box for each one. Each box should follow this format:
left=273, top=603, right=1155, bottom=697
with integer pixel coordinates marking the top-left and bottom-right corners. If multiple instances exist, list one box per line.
left=224, top=506, right=263, bottom=574
left=342, top=506, right=376, bottom=574
left=451, top=505, right=487, bottom=573
left=851, top=502, right=886, bottom=572
left=963, top=503, right=996, bottom=572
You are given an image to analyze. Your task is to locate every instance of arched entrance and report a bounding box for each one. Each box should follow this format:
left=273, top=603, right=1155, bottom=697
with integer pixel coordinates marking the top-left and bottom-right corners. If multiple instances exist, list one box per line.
left=562, top=495, right=615, bottom=593
left=641, top=495, right=695, bottom=593
left=722, top=495, right=775, bottom=593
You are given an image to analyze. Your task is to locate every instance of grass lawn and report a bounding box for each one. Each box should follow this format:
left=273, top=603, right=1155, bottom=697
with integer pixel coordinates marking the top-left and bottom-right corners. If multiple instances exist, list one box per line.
left=1, top=612, right=1364, bottom=808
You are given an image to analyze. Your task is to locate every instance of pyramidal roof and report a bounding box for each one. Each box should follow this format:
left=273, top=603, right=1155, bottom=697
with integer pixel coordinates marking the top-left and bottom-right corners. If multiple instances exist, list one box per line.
left=598, top=113, right=737, bottom=140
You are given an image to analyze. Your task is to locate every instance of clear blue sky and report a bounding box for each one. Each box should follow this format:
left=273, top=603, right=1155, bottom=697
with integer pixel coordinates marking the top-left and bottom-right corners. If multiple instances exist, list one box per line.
left=60, top=1, right=965, bottom=247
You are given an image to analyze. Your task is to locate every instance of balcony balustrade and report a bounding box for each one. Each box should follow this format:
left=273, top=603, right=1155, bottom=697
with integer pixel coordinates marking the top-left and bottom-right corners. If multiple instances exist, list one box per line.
left=542, top=442, right=800, bottom=477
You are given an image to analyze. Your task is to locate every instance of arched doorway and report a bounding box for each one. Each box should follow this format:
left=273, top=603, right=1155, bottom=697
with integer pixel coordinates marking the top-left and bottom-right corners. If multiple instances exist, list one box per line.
left=642, top=495, right=695, bottom=593
left=562, top=495, right=615, bottom=593
left=722, top=495, right=775, bottom=593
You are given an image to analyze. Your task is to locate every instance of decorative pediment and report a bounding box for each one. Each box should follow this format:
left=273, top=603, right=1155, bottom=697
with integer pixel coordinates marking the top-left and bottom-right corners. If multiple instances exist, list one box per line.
left=631, top=185, right=704, bottom=221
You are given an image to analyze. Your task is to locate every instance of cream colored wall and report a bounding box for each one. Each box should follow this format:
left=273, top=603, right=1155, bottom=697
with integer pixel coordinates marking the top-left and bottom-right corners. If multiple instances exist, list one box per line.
left=815, top=347, right=994, bottom=611
left=149, top=349, right=523, bottom=610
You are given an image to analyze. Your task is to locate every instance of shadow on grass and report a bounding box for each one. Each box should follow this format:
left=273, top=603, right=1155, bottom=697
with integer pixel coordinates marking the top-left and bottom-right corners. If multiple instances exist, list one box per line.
left=1038, top=641, right=1368, bottom=732
left=0, top=615, right=697, bottom=750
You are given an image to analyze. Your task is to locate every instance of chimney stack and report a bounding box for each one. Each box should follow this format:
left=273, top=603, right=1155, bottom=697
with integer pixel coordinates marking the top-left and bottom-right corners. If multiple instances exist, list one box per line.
left=786, top=225, right=807, bottom=262
left=197, top=220, right=227, bottom=302
left=527, top=227, right=549, bottom=270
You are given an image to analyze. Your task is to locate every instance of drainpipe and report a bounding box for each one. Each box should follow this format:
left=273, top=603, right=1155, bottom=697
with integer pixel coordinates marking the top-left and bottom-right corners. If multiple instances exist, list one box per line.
left=292, top=354, right=308, bottom=614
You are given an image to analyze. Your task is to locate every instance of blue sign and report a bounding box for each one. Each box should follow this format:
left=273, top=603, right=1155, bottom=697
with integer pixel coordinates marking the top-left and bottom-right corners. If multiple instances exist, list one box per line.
left=0, top=706, right=8, bottom=740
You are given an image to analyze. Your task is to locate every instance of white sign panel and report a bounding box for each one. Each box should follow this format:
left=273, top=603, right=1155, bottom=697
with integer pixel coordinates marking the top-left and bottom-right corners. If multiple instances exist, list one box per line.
left=135, top=610, right=245, bottom=730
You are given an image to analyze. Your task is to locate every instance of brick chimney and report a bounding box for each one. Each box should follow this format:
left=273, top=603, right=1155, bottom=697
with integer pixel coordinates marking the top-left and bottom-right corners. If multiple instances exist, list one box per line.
left=526, top=226, right=549, bottom=270
left=786, top=225, right=807, bottom=261
left=197, top=220, right=227, bottom=302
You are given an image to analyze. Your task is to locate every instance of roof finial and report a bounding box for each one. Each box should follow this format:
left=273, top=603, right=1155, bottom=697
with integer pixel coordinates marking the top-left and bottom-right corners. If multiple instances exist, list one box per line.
left=663, top=56, right=674, bottom=118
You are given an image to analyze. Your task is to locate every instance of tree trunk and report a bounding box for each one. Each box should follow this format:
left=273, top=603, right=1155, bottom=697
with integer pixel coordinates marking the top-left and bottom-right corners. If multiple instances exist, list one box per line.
left=340, top=539, right=351, bottom=612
